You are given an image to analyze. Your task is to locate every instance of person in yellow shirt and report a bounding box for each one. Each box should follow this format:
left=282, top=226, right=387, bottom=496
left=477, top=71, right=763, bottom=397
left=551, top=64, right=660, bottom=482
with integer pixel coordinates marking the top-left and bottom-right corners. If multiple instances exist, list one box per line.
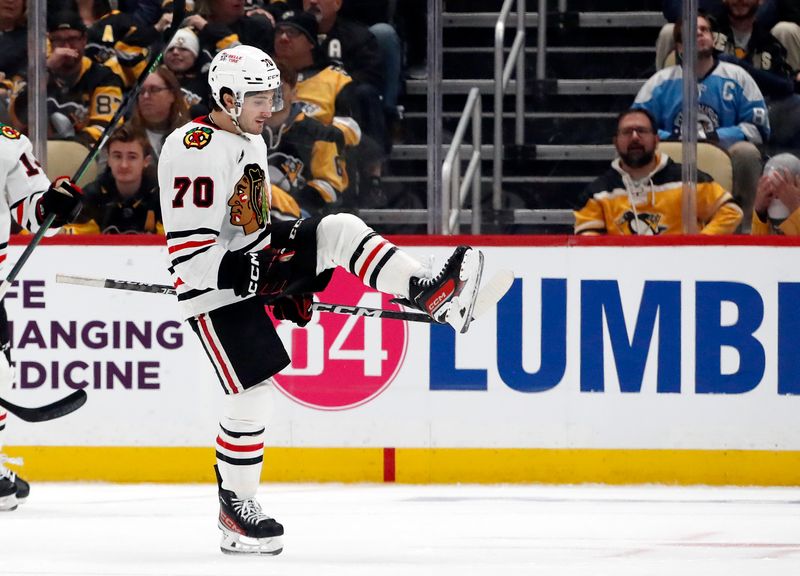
left=751, top=153, right=800, bottom=235
left=574, top=108, right=743, bottom=235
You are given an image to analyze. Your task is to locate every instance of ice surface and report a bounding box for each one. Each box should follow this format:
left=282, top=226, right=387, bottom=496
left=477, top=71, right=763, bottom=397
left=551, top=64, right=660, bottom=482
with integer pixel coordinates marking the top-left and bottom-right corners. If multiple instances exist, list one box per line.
left=3, top=483, right=800, bottom=576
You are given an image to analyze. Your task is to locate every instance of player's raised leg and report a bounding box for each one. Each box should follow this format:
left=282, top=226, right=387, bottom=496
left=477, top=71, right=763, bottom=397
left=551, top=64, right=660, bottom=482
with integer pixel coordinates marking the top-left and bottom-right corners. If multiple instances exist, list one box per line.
left=315, top=213, right=484, bottom=333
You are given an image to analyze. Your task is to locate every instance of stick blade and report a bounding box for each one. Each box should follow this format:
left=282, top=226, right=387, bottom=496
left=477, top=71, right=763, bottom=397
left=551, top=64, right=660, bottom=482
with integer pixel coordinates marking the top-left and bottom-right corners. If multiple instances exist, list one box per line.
left=473, top=269, right=515, bottom=321
left=0, top=390, right=87, bottom=423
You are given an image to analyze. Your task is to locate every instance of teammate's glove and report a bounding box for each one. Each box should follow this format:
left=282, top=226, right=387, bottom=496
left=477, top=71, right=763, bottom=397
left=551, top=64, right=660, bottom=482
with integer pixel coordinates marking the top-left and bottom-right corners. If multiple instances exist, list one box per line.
left=38, top=177, right=82, bottom=226
left=271, top=294, right=313, bottom=327
left=219, top=247, right=296, bottom=298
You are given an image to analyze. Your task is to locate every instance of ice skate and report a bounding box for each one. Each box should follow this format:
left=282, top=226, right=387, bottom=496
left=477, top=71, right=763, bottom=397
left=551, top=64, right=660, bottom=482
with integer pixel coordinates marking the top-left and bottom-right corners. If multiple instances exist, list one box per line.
left=408, top=245, right=484, bottom=333
left=0, top=455, right=27, bottom=511
left=215, top=465, right=283, bottom=555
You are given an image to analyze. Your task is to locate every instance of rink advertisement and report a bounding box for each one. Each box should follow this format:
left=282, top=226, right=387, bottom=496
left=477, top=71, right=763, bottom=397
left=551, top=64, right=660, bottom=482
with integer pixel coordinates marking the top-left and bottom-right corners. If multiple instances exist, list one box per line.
left=5, top=236, right=800, bottom=485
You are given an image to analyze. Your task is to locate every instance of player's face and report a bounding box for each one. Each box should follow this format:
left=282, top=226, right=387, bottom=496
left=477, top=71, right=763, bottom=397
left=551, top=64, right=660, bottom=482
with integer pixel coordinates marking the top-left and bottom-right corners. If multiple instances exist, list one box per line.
left=238, top=91, right=274, bottom=134
left=108, top=140, right=150, bottom=188
left=164, top=46, right=196, bottom=73
left=614, top=113, right=657, bottom=169
left=138, top=74, right=176, bottom=125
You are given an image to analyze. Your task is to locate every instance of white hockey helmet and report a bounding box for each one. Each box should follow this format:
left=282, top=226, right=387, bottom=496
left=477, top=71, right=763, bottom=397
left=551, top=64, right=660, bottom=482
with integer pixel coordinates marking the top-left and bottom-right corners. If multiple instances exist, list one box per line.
left=208, top=45, right=283, bottom=124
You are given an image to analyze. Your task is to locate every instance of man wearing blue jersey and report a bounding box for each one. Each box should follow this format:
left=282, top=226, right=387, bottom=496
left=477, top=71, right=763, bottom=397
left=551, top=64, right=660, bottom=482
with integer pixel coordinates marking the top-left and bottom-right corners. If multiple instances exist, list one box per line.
left=634, top=12, right=767, bottom=231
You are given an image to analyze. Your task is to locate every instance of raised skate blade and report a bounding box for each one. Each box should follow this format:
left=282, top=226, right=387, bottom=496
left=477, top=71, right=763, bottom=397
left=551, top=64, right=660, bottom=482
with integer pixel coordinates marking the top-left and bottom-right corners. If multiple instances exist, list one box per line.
left=219, top=527, right=283, bottom=556
left=451, top=248, right=484, bottom=334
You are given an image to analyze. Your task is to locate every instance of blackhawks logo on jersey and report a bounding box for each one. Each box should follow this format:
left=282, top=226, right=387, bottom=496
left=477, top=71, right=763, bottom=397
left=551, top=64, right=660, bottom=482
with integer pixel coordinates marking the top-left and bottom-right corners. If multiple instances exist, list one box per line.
left=0, top=125, right=20, bottom=140
left=228, top=163, right=269, bottom=234
left=183, top=126, right=213, bottom=149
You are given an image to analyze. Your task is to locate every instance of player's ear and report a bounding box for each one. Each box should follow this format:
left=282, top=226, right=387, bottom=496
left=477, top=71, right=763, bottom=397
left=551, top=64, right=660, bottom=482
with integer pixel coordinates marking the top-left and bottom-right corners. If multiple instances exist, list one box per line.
left=222, top=91, right=236, bottom=110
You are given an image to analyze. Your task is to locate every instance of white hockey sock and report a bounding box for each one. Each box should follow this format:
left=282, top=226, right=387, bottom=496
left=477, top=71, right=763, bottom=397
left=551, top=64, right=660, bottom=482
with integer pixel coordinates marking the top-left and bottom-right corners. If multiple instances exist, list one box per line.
left=316, top=213, right=425, bottom=297
left=216, top=382, right=274, bottom=498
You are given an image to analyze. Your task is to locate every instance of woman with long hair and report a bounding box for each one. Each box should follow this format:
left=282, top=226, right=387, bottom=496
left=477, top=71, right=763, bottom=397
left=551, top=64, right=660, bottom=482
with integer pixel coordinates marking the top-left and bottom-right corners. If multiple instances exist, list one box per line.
left=132, top=65, right=190, bottom=161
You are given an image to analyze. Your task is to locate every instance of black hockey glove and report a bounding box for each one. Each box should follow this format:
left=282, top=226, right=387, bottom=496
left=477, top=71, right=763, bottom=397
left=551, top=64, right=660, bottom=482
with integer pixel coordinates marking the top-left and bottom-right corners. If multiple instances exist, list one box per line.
left=37, top=177, right=82, bottom=226
left=219, top=247, right=296, bottom=298
left=271, top=294, right=313, bottom=327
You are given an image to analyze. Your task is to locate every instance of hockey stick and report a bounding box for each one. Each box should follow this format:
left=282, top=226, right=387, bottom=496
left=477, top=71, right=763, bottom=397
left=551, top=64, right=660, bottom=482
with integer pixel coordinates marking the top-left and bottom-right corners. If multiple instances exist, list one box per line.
left=0, top=0, right=187, bottom=303
left=0, top=389, right=87, bottom=423
left=55, top=270, right=515, bottom=324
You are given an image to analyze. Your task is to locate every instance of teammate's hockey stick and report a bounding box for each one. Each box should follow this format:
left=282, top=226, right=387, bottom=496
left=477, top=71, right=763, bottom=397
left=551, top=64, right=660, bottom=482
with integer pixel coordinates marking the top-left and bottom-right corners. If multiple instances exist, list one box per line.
left=0, top=389, right=87, bottom=423
left=55, top=270, right=515, bottom=324
left=0, top=0, right=187, bottom=302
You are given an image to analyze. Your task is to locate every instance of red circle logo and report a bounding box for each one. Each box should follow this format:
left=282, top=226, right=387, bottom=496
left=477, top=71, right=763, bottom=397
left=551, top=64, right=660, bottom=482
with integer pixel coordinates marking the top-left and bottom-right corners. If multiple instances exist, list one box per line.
left=271, top=269, right=409, bottom=410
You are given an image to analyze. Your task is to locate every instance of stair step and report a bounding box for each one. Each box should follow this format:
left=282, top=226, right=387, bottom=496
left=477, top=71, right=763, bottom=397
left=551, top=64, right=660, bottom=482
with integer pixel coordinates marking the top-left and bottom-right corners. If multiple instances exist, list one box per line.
left=391, top=144, right=615, bottom=161
left=405, top=78, right=644, bottom=95
left=441, top=11, right=665, bottom=28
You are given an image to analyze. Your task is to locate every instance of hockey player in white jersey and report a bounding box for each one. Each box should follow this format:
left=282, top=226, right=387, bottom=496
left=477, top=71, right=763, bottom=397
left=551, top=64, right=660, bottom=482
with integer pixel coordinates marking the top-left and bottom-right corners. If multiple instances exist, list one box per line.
left=158, top=45, right=484, bottom=555
left=0, top=126, right=82, bottom=512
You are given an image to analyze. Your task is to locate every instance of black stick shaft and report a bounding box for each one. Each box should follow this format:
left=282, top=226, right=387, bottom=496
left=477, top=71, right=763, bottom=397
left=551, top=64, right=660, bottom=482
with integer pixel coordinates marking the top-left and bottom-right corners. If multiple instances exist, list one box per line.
left=0, top=0, right=187, bottom=300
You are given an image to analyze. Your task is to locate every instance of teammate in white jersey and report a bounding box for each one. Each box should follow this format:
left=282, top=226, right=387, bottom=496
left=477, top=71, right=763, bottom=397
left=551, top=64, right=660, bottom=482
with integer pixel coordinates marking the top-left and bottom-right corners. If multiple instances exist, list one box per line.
left=0, top=126, right=82, bottom=512
left=157, top=45, right=484, bottom=556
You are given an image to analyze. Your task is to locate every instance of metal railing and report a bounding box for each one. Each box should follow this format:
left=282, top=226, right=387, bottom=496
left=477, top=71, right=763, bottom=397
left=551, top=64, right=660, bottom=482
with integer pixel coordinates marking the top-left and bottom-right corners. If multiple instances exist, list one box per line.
left=442, top=88, right=482, bottom=234
left=493, top=0, right=526, bottom=211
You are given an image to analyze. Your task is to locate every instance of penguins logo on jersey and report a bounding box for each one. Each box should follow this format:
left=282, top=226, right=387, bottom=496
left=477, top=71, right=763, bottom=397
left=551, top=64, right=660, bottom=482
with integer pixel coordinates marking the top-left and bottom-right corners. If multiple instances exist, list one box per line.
left=228, top=163, right=268, bottom=234
left=1, top=125, right=21, bottom=140
left=619, top=211, right=667, bottom=235
left=183, top=126, right=213, bottom=149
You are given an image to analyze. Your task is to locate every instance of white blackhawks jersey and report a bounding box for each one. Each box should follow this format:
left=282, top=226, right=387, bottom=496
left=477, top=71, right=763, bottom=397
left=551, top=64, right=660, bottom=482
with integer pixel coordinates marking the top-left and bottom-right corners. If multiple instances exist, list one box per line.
left=0, top=124, right=58, bottom=270
left=158, top=116, right=273, bottom=319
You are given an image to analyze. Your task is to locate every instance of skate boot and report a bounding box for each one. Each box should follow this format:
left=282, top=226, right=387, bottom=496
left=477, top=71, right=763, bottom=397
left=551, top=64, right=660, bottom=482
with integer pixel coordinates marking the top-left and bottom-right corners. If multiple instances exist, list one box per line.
left=215, top=465, right=283, bottom=555
left=408, top=245, right=484, bottom=333
left=0, top=455, right=27, bottom=511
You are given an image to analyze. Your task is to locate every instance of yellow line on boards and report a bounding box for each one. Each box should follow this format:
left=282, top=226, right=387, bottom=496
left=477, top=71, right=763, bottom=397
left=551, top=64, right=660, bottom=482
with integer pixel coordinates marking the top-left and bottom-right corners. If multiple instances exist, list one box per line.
left=5, top=446, right=800, bottom=486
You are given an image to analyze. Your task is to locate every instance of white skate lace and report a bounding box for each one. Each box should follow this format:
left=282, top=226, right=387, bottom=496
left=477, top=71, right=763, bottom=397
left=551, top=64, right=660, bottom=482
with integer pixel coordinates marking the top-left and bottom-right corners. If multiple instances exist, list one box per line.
left=0, top=454, right=22, bottom=482
left=232, top=497, right=272, bottom=526
left=416, top=252, right=453, bottom=288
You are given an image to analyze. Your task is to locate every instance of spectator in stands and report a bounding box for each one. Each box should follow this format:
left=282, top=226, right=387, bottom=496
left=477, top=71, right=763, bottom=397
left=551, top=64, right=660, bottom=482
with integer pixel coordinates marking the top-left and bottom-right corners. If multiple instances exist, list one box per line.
left=85, top=1, right=163, bottom=89
left=713, top=0, right=800, bottom=148
left=305, top=0, right=401, bottom=133
left=634, top=12, right=766, bottom=231
left=264, top=61, right=361, bottom=220
left=68, top=124, right=163, bottom=234
left=131, top=65, right=190, bottom=161
left=188, top=0, right=274, bottom=60
left=657, top=1, right=800, bottom=72
left=574, top=108, right=742, bottom=235
left=752, top=152, right=800, bottom=235
left=0, top=0, right=27, bottom=123
left=10, top=10, right=124, bottom=144
left=163, top=27, right=210, bottom=115
left=273, top=10, right=386, bottom=207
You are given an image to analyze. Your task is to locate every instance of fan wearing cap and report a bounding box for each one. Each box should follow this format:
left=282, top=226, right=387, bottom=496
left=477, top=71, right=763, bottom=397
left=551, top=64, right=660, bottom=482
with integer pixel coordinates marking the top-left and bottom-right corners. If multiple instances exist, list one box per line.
left=10, top=10, right=124, bottom=145
left=752, top=153, right=800, bottom=235
left=163, top=27, right=210, bottom=115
